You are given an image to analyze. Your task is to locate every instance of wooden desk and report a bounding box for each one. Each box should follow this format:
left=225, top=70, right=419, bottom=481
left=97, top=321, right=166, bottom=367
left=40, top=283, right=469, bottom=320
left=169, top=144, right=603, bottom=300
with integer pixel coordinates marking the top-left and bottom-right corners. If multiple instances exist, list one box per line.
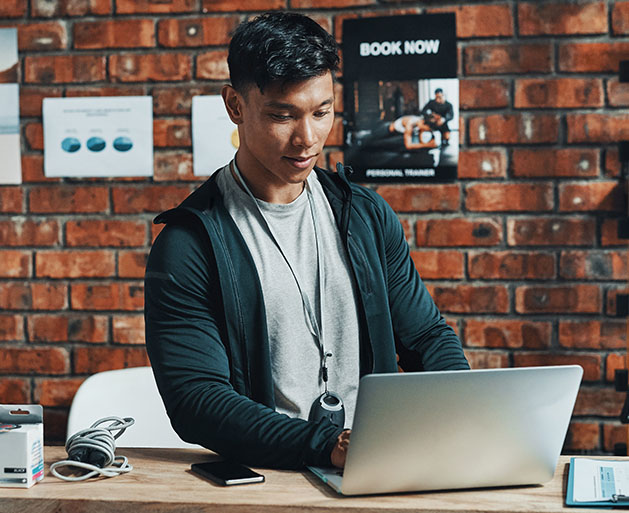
left=0, top=447, right=603, bottom=512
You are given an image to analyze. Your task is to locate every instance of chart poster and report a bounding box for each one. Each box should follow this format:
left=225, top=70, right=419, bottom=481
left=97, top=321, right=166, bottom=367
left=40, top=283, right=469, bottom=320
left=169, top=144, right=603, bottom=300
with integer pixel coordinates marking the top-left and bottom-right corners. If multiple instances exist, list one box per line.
left=342, top=13, right=458, bottom=182
left=43, top=96, right=153, bottom=178
left=0, top=28, right=21, bottom=185
left=192, top=95, right=238, bottom=176
left=0, top=28, right=18, bottom=83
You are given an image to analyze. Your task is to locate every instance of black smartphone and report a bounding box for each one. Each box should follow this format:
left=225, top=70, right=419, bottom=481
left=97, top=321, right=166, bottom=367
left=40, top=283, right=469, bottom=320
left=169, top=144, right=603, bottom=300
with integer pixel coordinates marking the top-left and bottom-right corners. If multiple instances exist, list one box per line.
left=191, top=461, right=265, bottom=486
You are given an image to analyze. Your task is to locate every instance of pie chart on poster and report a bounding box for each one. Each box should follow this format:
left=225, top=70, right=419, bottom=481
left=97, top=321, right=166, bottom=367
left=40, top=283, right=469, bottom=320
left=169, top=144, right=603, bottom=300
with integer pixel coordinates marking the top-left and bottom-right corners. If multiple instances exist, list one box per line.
left=61, top=137, right=81, bottom=153
left=86, top=136, right=106, bottom=152
left=113, top=136, right=133, bottom=152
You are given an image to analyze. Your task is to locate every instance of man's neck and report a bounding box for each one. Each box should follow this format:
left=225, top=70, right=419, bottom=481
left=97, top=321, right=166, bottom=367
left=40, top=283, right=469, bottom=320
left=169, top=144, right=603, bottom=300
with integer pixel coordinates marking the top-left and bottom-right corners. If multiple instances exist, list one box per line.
left=232, top=155, right=306, bottom=204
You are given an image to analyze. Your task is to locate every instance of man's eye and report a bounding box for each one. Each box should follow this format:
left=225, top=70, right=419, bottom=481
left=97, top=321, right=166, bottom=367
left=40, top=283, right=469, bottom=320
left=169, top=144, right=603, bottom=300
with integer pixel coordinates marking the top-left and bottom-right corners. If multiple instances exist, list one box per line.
left=270, top=113, right=291, bottom=121
left=314, top=110, right=331, bottom=118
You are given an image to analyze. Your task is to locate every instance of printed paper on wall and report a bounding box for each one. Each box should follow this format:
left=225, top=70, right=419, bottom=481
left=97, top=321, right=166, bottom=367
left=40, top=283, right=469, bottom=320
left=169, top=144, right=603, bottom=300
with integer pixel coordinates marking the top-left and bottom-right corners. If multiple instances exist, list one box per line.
left=0, top=28, right=18, bottom=83
left=342, top=14, right=458, bottom=182
left=192, top=95, right=238, bottom=176
left=43, top=96, right=153, bottom=178
left=0, top=28, right=21, bottom=185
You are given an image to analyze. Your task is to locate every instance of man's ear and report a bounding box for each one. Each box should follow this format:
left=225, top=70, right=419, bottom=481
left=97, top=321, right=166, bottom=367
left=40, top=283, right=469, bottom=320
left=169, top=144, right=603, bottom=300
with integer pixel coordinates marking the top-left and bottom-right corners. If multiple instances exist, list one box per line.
left=222, top=85, right=244, bottom=124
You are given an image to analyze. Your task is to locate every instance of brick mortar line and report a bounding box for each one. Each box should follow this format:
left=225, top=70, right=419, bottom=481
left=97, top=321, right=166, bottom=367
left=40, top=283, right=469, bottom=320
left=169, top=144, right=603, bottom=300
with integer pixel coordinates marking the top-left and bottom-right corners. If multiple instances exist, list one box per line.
left=14, top=37, right=629, bottom=63
left=9, top=3, right=629, bottom=20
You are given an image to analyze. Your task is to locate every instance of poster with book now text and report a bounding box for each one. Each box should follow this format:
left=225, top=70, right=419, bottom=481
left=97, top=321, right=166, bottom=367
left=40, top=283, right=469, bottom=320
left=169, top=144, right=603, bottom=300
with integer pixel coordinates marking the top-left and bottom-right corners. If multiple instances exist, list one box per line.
left=342, top=13, right=458, bottom=182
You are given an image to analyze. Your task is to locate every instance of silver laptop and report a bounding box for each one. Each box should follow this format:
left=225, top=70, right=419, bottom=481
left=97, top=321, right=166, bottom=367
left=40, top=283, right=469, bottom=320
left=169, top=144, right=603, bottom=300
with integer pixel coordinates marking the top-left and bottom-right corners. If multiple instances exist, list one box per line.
left=309, top=365, right=583, bottom=495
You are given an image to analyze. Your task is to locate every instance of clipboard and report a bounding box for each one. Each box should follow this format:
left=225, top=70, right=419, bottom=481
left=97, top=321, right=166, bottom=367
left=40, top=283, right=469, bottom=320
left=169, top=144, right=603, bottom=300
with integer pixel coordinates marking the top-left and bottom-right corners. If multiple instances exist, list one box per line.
left=566, top=457, right=629, bottom=508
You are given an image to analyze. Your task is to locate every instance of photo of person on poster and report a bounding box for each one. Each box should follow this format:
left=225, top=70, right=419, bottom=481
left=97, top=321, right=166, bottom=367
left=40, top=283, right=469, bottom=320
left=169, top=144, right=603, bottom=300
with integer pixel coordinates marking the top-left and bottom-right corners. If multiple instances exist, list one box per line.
left=344, top=78, right=459, bottom=178
left=421, top=87, right=454, bottom=147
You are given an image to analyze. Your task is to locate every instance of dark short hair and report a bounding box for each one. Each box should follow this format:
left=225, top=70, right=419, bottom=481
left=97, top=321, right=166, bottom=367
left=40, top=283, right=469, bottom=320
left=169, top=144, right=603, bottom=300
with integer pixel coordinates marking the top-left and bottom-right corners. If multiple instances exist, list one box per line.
left=227, top=12, right=340, bottom=93
left=435, top=88, right=444, bottom=94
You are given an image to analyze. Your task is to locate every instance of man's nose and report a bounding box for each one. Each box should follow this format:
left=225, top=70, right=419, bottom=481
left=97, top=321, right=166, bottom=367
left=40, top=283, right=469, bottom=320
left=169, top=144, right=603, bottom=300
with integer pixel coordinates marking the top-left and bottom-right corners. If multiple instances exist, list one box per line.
left=292, top=118, right=316, bottom=148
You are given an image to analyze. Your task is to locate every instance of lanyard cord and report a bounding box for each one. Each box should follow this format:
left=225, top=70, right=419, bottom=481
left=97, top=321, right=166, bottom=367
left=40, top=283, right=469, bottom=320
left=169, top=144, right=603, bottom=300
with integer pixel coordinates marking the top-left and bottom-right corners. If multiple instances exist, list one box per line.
left=229, top=161, right=332, bottom=388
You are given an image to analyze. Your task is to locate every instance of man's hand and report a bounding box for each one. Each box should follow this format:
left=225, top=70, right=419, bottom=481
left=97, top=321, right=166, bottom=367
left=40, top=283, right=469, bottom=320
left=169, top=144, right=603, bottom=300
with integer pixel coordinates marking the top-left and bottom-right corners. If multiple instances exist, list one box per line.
left=330, top=429, right=351, bottom=468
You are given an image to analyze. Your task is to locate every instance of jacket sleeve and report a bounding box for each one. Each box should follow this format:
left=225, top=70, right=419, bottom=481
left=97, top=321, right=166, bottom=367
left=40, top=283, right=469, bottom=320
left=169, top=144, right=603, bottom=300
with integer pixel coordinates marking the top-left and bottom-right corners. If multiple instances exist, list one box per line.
left=144, top=221, right=342, bottom=469
left=445, top=102, right=454, bottom=122
left=377, top=195, right=469, bottom=371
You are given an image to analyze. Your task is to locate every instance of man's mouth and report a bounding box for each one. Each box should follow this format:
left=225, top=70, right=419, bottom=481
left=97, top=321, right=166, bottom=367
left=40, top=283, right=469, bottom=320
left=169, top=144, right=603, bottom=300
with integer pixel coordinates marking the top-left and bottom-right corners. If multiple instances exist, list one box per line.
left=283, top=155, right=316, bottom=169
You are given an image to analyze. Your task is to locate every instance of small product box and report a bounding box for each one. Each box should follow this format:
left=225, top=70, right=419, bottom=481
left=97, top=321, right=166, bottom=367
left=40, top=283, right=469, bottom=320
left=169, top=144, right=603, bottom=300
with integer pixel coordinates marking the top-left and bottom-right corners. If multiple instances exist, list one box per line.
left=0, top=405, right=44, bottom=488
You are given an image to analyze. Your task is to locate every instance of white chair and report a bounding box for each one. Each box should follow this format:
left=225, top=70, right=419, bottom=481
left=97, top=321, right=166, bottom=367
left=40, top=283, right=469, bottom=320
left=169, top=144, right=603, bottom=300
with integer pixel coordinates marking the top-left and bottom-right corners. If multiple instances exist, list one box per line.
left=67, top=366, right=200, bottom=448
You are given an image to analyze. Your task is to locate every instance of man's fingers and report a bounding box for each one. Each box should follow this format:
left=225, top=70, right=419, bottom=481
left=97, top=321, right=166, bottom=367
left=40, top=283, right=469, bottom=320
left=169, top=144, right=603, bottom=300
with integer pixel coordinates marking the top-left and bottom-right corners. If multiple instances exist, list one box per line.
left=330, top=430, right=352, bottom=468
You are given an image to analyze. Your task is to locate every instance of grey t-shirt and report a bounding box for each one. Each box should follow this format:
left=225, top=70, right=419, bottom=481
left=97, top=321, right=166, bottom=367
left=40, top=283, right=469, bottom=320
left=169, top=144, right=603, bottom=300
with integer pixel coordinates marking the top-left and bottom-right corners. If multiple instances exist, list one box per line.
left=216, top=164, right=360, bottom=428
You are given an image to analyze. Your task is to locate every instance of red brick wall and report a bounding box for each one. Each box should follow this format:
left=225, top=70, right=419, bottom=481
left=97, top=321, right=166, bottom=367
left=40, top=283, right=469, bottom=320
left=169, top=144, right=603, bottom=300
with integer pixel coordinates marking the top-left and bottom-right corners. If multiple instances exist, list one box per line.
left=1, top=0, right=628, bottom=453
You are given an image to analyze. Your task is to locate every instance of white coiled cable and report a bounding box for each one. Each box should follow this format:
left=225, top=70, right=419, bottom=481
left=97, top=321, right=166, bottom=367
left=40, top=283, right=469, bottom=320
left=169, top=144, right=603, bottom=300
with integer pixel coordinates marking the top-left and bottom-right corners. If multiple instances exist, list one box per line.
left=50, top=416, right=135, bottom=481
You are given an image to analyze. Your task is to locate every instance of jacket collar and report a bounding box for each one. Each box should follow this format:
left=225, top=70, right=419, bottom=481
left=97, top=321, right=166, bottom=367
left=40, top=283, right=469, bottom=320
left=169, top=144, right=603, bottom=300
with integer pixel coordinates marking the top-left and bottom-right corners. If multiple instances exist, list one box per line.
left=154, top=163, right=354, bottom=226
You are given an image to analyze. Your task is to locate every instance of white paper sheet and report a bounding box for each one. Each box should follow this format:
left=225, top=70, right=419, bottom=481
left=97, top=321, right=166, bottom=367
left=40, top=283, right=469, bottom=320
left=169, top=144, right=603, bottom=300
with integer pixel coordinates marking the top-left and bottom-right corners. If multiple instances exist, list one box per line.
left=192, top=95, right=238, bottom=176
left=0, top=28, right=21, bottom=185
left=0, top=84, right=21, bottom=184
left=573, top=458, right=629, bottom=502
left=0, top=28, right=18, bottom=83
left=43, top=96, right=153, bottom=178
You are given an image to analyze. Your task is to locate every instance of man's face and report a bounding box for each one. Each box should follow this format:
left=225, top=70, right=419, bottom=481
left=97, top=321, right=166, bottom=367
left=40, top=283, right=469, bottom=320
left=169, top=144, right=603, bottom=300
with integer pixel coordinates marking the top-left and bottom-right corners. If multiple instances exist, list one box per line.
left=435, top=92, right=445, bottom=104
left=223, top=72, right=335, bottom=200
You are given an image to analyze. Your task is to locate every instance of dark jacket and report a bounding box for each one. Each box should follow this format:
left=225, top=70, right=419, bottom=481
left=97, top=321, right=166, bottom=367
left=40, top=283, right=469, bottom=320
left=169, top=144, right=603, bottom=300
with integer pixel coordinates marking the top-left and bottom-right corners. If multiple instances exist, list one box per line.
left=144, top=164, right=469, bottom=469
left=421, top=99, right=454, bottom=122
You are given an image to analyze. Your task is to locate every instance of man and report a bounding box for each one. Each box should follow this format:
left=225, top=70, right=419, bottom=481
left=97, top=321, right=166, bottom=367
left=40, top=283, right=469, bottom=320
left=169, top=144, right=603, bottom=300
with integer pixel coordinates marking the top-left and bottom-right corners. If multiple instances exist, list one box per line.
left=421, top=88, right=454, bottom=146
left=393, top=115, right=437, bottom=150
left=351, top=115, right=437, bottom=151
left=144, top=12, right=469, bottom=471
